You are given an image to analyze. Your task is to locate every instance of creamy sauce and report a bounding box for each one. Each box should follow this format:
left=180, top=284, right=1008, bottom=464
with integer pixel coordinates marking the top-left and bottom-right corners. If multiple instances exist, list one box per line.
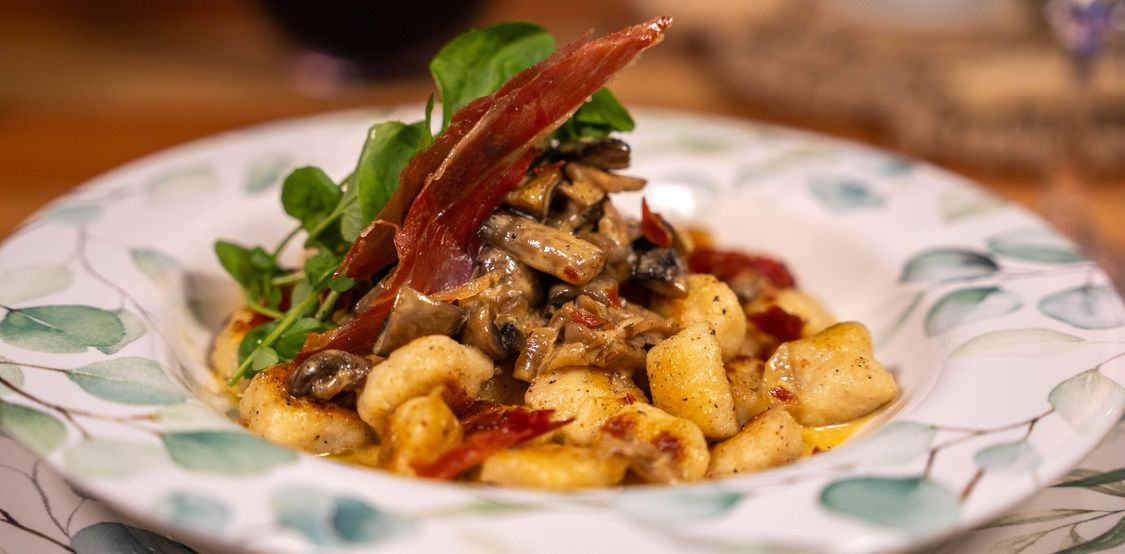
left=799, top=412, right=876, bottom=457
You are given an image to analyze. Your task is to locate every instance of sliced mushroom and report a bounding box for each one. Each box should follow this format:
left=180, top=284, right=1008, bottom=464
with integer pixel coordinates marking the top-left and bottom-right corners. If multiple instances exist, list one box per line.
left=477, top=247, right=541, bottom=304
left=504, top=164, right=563, bottom=219
left=514, top=325, right=561, bottom=382
left=547, top=283, right=582, bottom=306
left=288, top=350, right=375, bottom=400
left=479, top=213, right=607, bottom=285
left=633, top=247, right=689, bottom=298
left=544, top=198, right=605, bottom=234
left=558, top=178, right=606, bottom=210
left=372, top=286, right=465, bottom=356
left=565, top=163, right=645, bottom=192
left=460, top=301, right=508, bottom=360
left=558, top=137, right=632, bottom=170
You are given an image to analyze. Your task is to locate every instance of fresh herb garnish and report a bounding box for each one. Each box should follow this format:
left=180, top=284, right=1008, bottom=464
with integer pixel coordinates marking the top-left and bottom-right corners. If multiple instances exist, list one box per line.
left=554, top=88, right=636, bottom=141
left=217, top=20, right=640, bottom=386
left=354, top=121, right=429, bottom=225
left=430, top=22, right=556, bottom=132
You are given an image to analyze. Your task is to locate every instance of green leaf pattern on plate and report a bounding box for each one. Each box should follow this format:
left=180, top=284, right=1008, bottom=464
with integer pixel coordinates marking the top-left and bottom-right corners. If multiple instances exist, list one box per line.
left=835, top=421, right=937, bottom=465
left=43, top=203, right=102, bottom=225
left=924, top=286, right=1022, bottom=336
left=146, top=166, right=217, bottom=206
left=245, top=153, right=292, bottom=194
left=155, top=493, right=232, bottom=534
left=0, top=305, right=125, bottom=354
left=1039, top=285, right=1125, bottom=330
left=70, top=521, right=197, bottom=554
left=900, top=248, right=999, bottom=283
left=67, top=357, right=184, bottom=405
left=63, top=438, right=169, bottom=479
left=614, top=488, right=743, bottom=523
left=939, top=187, right=1004, bottom=223
left=0, top=361, right=23, bottom=396
left=974, top=441, right=1042, bottom=472
left=820, top=477, right=960, bottom=535
left=987, top=228, right=1083, bottom=264
left=1049, top=370, right=1125, bottom=437
left=0, top=401, right=67, bottom=455
left=95, top=309, right=147, bottom=355
left=0, top=264, right=73, bottom=305
left=163, top=431, right=297, bottom=475
left=131, top=248, right=181, bottom=286
left=809, top=178, right=884, bottom=211
left=273, top=487, right=410, bottom=546
left=950, top=328, right=1086, bottom=358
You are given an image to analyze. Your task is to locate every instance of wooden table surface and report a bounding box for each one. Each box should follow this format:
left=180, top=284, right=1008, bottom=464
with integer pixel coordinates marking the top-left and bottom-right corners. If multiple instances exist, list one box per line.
left=1, top=1, right=1122, bottom=268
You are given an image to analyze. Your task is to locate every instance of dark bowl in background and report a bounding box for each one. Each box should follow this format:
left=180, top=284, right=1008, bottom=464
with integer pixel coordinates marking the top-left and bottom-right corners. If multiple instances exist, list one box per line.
left=260, top=0, right=487, bottom=77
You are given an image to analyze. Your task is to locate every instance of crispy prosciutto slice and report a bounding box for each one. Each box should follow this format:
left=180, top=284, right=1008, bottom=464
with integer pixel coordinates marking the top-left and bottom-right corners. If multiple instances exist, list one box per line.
left=412, top=403, right=572, bottom=480
left=688, top=246, right=797, bottom=290
left=298, top=17, right=671, bottom=361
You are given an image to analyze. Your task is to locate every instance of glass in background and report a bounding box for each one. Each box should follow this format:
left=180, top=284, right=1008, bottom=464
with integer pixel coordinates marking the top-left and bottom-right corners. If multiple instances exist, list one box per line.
left=1043, top=0, right=1124, bottom=293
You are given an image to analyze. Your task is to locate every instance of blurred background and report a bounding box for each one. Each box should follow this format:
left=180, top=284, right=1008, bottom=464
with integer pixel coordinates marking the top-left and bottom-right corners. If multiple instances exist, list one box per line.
left=1, top=0, right=1122, bottom=282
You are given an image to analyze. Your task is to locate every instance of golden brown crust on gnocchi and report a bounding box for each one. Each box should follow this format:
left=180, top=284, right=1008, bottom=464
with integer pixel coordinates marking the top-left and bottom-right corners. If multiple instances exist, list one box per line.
left=707, top=407, right=803, bottom=478
left=762, top=322, right=898, bottom=427
left=646, top=322, right=739, bottom=440
left=479, top=444, right=629, bottom=489
left=596, top=403, right=710, bottom=483
left=239, top=363, right=375, bottom=455
left=357, top=335, right=496, bottom=434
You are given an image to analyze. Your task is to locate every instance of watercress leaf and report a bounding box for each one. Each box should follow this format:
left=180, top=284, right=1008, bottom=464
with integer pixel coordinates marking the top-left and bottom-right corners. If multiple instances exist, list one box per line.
left=329, top=274, right=356, bottom=294
left=237, top=318, right=334, bottom=367
left=238, top=321, right=278, bottom=365
left=336, top=173, right=365, bottom=244
left=250, top=346, right=280, bottom=372
left=422, top=94, right=435, bottom=147
left=354, top=121, right=428, bottom=226
left=556, top=88, right=634, bottom=140
left=430, top=22, right=555, bottom=130
left=248, top=247, right=278, bottom=273
left=281, top=167, right=342, bottom=230
left=214, top=241, right=254, bottom=287
left=215, top=241, right=279, bottom=299
left=304, top=251, right=341, bottom=290
left=291, top=279, right=313, bottom=308
left=275, top=318, right=332, bottom=361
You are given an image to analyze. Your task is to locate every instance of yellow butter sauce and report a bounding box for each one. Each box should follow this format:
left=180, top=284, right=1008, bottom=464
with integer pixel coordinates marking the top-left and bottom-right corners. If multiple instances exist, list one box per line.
left=799, top=412, right=876, bottom=457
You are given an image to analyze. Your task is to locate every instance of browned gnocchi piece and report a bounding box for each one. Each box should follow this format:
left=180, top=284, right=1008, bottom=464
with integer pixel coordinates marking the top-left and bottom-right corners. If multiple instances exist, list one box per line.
left=380, top=391, right=464, bottom=476
left=240, top=363, right=375, bottom=455
left=357, top=335, right=495, bottom=434
left=596, top=403, right=709, bottom=483
left=762, top=322, right=898, bottom=426
left=653, top=274, right=746, bottom=360
left=646, top=322, right=739, bottom=440
left=479, top=444, right=629, bottom=489
left=525, top=366, right=646, bottom=446
left=707, top=407, right=803, bottom=478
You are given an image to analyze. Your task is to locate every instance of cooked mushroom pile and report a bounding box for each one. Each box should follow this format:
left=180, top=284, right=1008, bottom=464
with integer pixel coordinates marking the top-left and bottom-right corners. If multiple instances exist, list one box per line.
left=215, top=134, right=899, bottom=489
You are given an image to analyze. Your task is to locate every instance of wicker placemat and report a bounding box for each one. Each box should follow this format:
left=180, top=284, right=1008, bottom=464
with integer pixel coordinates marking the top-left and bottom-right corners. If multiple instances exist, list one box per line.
left=688, top=1, right=1125, bottom=172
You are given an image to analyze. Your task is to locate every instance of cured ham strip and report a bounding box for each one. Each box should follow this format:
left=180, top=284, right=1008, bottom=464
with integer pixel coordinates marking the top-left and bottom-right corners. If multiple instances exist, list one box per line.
left=413, top=404, right=571, bottom=480
left=300, top=17, right=671, bottom=361
left=688, top=246, right=797, bottom=289
left=339, top=32, right=596, bottom=280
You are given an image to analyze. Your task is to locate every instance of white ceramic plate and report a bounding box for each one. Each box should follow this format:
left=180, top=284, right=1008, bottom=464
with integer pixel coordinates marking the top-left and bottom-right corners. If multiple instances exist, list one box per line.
left=1, top=108, right=1123, bottom=554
